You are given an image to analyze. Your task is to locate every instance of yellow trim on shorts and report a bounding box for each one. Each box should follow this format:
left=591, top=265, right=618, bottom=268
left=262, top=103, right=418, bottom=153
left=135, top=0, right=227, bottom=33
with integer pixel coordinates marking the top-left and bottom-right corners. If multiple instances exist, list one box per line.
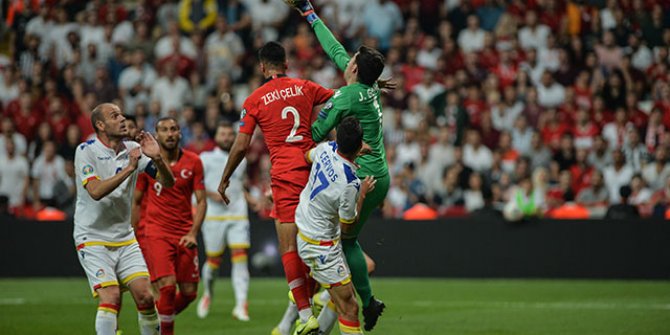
left=205, top=215, right=249, bottom=221
left=298, top=231, right=339, bottom=246
left=79, top=238, right=137, bottom=248
left=320, top=276, right=352, bottom=289
left=121, top=271, right=150, bottom=285
left=339, top=217, right=355, bottom=224
left=92, top=280, right=119, bottom=297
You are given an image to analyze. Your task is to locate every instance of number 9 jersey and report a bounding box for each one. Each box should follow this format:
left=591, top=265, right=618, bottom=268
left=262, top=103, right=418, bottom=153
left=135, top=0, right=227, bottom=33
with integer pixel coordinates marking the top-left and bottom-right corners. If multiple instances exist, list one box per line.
left=239, top=74, right=333, bottom=223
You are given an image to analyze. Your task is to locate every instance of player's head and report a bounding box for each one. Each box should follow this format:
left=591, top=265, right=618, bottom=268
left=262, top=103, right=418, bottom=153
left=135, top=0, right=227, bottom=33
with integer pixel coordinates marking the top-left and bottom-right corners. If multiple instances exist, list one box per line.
left=258, top=41, right=287, bottom=74
left=214, top=121, right=236, bottom=151
left=336, top=116, right=363, bottom=158
left=91, top=103, right=128, bottom=139
left=123, top=114, right=138, bottom=139
left=155, top=116, right=181, bottom=151
left=345, top=45, right=385, bottom=86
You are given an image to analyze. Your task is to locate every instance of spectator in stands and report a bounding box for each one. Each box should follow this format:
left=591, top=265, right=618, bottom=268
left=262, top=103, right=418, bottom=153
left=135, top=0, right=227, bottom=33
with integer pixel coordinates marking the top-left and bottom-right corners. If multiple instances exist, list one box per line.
left=511, top=115, right=533, bottom=155
left=413, top=70, right=445, bottom=106
left=629, top=174, right=652, bottom=207
left=527, top=131, right=552, bottom=170
left=363, top=0, right=403, bottom=52
left=151, top=61, right=191, bottom=116
left=553, top=133, right=577, bottom=171
left=464, top=172, right=485, bottom=213
left=394, top=130, right=422, bottom=174
left=178, top=0, right=218, bottom=33
left=0, top=139, right=29, bottom=211
left=622, top=128, right=650, bottom=173
left=118, top=49, right=157, bottom=114
left=0, top=195, right=12, bottom=220
left=588, top=136, right=613, bottom=171
left=28, top=122, right=53, bottom=161
left=604, top=150, right=635, bottom=204
left=518, top=10, right=550, bottom=51
left=463, top=129, right=493, bottom=173
left=155, top=20, right=198, bottom=60
left=31, top=141, right=71, bottom=209
left=576, top=170, right=609, bottom=208
left=0, top=118, right=28, bottom=158
left=205, top=16, right=244, bottom=87
left=245, top=0, right=289, bottom=42
left=642, top=146, right=670, bottom=191
left=458, top=15, right=486, bottom=53
left=536, top=71, right=566, bottom=109
left=605, top=185, right=639, bottom=219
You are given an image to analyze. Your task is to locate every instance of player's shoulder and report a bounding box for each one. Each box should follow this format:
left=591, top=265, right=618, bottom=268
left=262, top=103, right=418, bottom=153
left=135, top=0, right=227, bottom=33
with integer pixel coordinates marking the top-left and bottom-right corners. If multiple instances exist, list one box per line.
left=181, top=149, right=202, bottom=162
left=77, top=138, right=97, bottom=152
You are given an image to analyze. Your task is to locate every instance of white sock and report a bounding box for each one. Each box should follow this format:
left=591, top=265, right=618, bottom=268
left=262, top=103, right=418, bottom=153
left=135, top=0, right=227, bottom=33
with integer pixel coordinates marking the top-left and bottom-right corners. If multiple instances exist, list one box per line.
left=202, top=261, right=217, bottom=297
left=319, top=290, right=331, bottom=304
left=277, top=301, right=298, bottom=334
left=317, top=300, right=338, bottom=335
left=231, top=259, right=249, bottom=308
left=138, top=310, right=159, bottom=335
left=95, top=309, right=117, bottom=335
left=298, top=307, right=313, bottom=323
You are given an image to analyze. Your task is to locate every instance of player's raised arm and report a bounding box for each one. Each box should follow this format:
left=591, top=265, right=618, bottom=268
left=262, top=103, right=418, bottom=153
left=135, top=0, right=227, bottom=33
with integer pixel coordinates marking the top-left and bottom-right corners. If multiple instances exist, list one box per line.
left=311, top=92, right=348, bottom=142
left=218, top=132, right=251, bottom=204
left=287, top=0, right=351, bottom=72
left=138, top=130, right=175, bottom=188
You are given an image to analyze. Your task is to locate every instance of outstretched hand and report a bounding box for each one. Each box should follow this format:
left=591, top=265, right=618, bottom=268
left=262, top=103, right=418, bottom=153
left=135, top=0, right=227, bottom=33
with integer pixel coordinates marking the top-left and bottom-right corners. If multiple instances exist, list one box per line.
left=360, top=176, right=377, bottom=197
left=217, top=179, right=231, bottom=205
left=138, top=131, right=161, bottom=160
left=377, top=78, right=397, bottom=93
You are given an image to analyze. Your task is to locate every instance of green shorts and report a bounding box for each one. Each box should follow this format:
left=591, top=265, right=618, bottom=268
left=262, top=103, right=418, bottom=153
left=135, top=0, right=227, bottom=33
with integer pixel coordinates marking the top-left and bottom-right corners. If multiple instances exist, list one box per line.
left=342, top=173, right=390, bottom=239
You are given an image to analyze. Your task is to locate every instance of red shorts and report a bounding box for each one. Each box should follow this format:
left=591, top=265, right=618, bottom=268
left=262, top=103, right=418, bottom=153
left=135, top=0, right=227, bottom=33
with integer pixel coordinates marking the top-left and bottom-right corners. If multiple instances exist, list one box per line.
left=271, top=170, right=310, bottom=223
left=144, top=237, right=199, bottom=283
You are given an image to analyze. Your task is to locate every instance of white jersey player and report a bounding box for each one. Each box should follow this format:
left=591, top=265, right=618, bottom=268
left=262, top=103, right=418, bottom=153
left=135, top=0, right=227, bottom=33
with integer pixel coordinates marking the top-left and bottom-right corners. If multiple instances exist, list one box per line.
left=197, top=122, right=252, bottom=321
left=295, top=117, right=375, bottom=335
left=73, top=103, right=174, bottom=335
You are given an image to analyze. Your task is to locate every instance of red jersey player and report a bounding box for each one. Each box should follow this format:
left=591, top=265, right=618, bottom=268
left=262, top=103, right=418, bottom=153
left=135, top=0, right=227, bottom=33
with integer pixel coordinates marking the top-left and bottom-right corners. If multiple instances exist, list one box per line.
left=132, top=117, right=207, bottom=335
left=218, top=41, right=333, bottom=334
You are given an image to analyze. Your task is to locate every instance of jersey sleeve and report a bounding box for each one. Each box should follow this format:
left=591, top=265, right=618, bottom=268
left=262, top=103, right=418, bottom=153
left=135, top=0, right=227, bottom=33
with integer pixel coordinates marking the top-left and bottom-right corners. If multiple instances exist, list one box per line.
left=193, top=157, right=206, bottom=191
left=338, top=181, right=360, bottom=224
left=139, top=153, right=160, bottom=179
left=74, top=146, right=100, bottom=186
left=307, top=80, right=335, bottom=105
left=238, top=100, right=258, bottom=135
left=312, top=19, right=351, bottom=72
left=312, top=91, right=349, bottom=142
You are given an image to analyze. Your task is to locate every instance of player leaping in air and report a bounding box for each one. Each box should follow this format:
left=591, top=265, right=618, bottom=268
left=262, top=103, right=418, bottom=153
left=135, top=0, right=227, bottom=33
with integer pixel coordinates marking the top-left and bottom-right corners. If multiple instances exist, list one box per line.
left=296, top=117, right=376, bottom=335
left=74, top=103, right=174, bottom=335
left=285, top=0, right=390, bottom=331
left=132, top=117, right=207, bottom=335
left=217, top=41, right=334, bottom=335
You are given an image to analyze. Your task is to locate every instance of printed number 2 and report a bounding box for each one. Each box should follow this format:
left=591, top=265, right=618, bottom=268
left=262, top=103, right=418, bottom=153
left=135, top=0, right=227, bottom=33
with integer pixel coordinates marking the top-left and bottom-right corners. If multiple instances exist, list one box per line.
left=309, top=162, right=330, bottom=200
left=282, top=107, right=303, bottom=143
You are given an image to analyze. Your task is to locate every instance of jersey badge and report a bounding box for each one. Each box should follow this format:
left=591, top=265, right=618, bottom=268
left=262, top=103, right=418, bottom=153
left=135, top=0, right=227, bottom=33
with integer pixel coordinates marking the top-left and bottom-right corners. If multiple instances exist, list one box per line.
left=95, top=268, right=105, bottom=278
left=180, top=169, right=193, bottom=179
left=82, top=164, right=94, bottom=176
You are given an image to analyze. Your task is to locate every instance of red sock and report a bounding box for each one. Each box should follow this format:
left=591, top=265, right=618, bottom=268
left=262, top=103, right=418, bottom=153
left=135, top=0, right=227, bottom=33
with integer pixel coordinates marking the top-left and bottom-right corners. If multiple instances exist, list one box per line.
left=157, top=285, right=176, bottom=335
left=174, top=292, right=197, bottom=314
left=281, top=251, right=311, bottom=312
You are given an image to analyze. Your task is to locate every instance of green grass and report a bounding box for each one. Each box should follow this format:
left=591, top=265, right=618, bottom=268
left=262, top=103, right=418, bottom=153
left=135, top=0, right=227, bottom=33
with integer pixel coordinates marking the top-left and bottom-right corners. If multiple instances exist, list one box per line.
left=1, top=278, right=669, bottom=334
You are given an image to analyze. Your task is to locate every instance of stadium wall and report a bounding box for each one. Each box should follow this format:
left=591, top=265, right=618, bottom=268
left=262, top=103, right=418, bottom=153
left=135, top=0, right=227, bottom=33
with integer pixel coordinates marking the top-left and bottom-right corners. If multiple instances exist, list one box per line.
left=2, top=219, right=669, bottom=279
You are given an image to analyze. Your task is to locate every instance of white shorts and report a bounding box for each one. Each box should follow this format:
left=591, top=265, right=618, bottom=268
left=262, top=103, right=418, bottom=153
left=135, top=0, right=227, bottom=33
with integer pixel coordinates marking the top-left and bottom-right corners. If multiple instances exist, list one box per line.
left=202, top=217, right=250, bottom=257
left=297, top=234, right=351, bottom=288
left=76, top=242, right=149, bottom=297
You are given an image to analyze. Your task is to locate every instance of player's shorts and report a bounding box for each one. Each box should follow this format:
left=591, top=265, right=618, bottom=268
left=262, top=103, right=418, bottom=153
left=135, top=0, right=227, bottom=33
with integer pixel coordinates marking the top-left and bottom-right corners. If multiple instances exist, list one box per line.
left=202, top=216, right=250, bottom=257
left=297, top=232, right=351, bottom=288
left=76, top=241, right=149, bottom=297
left=271, top=171, right=309, bottom=223
left=143, top=237, right=199, bottom=283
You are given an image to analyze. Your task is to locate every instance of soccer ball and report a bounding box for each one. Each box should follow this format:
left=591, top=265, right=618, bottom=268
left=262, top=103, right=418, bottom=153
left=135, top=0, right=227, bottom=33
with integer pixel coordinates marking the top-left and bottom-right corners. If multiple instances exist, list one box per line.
left=503, top=201, right=524, bottom=222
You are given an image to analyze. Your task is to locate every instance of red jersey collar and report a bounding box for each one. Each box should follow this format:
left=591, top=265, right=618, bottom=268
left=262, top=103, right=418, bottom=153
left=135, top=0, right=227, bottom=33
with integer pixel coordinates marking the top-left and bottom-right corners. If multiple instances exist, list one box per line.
left=262, top=73, right=287, bottom=85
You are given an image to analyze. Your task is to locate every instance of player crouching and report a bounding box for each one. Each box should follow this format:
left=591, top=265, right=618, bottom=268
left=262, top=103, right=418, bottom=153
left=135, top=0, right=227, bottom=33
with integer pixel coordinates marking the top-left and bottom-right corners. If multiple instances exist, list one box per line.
left=295, top=117, right=376, bottom=335
left=132, top=117, right=207, bottom=335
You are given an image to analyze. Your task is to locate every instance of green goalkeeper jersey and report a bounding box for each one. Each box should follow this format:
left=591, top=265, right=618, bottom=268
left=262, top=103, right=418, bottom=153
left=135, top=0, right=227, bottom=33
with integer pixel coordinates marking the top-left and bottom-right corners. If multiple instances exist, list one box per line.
left=310, top=20, right=389, bottom=179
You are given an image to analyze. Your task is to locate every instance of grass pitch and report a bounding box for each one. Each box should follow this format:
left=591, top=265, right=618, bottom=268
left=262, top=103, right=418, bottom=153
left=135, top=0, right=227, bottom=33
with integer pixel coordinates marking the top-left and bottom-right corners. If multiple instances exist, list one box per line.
left=1, top=278, right=669, bottom=334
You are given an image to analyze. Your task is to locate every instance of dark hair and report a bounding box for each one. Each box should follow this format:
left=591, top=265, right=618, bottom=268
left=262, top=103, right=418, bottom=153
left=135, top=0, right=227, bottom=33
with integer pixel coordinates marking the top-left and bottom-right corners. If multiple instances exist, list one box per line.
left=619, top=185, right=632, bottom=199
left=124, top=114, right=136, bottom=125
left=155, top=116, right=180, bottom=131
left=336, top=116, right=363, bottom=155
left=355, top=45, right=384, bottom=86
left=258, top=41, right=286, bottom=69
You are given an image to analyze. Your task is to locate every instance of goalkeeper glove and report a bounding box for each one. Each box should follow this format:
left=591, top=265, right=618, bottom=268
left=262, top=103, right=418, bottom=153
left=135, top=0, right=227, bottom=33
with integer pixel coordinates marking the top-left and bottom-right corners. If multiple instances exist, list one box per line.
left=285, top=0, right=319, bottom=24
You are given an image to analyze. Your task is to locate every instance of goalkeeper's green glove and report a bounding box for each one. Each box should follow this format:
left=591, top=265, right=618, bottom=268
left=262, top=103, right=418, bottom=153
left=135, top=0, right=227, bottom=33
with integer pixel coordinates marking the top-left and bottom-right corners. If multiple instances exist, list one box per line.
left=284, top=0, right=319, bottom=24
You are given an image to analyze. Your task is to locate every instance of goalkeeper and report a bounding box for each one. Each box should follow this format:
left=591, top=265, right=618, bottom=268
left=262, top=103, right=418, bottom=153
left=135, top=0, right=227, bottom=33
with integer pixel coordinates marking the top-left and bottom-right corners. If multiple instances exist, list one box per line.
left=287, top=1, right=390, bottom=331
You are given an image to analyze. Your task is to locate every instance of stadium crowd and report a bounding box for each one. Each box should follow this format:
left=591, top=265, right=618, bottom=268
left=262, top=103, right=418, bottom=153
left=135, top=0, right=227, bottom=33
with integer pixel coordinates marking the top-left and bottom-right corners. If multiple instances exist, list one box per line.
left=1, top=0, right=670, bottom=220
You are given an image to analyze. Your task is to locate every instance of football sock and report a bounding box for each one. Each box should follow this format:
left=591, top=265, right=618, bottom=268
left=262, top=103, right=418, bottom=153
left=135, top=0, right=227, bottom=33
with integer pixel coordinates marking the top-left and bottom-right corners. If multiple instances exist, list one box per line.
left=137, top=304, right=159, bottom=335
left=317, top=300, right=338, bottom=335
left=96, top=303, right=119, bottom=335
left=338, top=317, right=363, bottom=335
left=319, top=290, right=331, bottom=304
left=231, top=250, right=250, bottom=309
left=157, top=285, right=176, bottom=335
left=342, top=239, right=372, bottom=308
left=277, top=301, right=299, bottom=334
left=202, top=258, right=221, bottom=297
left=174, top=292, right=197, bottom=314
left=281, top=251, right=312, bottom=322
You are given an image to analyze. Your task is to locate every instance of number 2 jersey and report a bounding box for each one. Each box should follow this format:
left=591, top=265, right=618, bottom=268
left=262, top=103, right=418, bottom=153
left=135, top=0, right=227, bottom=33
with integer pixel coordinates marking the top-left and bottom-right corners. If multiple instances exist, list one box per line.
left=238, top=74, right=333, bottom=185
left=295, top=142, right=361, bottom=242
left=136, top=149, right=205, bottom=240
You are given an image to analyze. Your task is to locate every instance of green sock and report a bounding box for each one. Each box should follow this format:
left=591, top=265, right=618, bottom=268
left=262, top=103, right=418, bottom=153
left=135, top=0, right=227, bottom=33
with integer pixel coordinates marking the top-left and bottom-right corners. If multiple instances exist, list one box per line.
left=342, top=239, right=372, bottom=308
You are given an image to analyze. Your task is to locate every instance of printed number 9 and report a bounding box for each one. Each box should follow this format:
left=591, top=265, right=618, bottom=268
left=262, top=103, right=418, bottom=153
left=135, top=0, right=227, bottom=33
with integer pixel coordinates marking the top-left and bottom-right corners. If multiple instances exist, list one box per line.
left=153, top=182, right=162, bottom=197
left=282, top=107, right=303, bottom=143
